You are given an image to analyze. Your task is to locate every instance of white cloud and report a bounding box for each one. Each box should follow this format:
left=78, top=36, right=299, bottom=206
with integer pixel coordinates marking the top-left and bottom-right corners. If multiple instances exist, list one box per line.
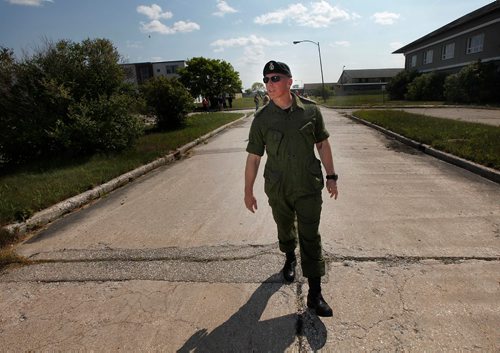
left=255, top=1, right=352, bottom=28
left=6, top=0, right=52, bottom=6
left=371, top=12, right=400, bottom=25
left=140, top=20, right=200, bottom=34
left=210, top=34, right=286, bottom=49
left=137, top=4, right=173, bottom=20
left=213, top=0, right=238, bottom=17
left=137, top=4, right=200, bottom=35
left=332, top=41, right=351, bottom=47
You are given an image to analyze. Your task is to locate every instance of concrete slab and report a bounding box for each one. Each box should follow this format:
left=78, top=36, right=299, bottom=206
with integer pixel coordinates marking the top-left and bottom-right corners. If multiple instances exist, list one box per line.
left=0, top=278, right=304, bottom=352
left=319, top=110, right=500, bottom=258
left=319, top=260, right=500, bottom=352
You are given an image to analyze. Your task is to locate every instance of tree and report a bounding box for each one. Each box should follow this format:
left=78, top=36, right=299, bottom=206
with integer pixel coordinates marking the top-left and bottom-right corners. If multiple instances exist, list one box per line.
left=251, top=82, right=265, bottom=93
left=178, top=57, right=242, bottom=100
left=386, top=70, right=419, bottom=100
left=406, top=72, right=447, bottom=101
left=0, top=39, right=143, bottom=166
left=140, top=77, right=195, bottom=130
left=444, top=61, right=500, bottom=104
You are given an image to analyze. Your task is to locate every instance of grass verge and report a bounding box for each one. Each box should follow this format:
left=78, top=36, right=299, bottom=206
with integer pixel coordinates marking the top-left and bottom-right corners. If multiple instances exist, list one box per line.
left=0, top=112, right=245, bottom=229
left=353, top=110, right=500, bottom=170
left=315, top=94, right=443, bottom=107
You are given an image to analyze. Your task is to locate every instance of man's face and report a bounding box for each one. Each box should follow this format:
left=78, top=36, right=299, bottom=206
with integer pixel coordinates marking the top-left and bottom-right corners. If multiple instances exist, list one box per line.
left=263, top=74, right=292, bottom=100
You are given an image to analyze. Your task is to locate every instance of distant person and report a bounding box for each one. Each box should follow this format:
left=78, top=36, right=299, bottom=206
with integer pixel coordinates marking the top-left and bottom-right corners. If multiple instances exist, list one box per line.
left=227, top=95, right=233, bottom=108
left=244, top=60, right=339, bottom=317
left=202, top=97, right=209, bottom=113
left=253, top=94, right=260, bottom=111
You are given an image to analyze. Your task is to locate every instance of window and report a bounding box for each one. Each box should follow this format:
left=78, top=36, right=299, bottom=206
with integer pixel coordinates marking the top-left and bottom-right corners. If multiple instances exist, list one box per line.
left=442, top=43, right=455, bottom=60
left=166, top=65, right=177, bottom=74
left=423, top=50, right=433, bottom=64
left=467, top=33, right=484, bottom=54
left=411, top=55, right=417, bottom=67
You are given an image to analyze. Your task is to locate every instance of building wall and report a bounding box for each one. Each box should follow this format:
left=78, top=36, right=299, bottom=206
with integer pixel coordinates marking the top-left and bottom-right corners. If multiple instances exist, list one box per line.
left=152, top=61, right=187, bottom=79
left=404, top=13, right=500, bottom=73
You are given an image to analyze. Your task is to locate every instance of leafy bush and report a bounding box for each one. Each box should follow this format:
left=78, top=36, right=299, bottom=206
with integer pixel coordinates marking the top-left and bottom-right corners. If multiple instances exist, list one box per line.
left=140, top=77, right=195, bottom=130
left=406, top=72, right=447, bottom=101
left=0, top=39, right=143, bottom=166
left=444, top=61, right=500, bottom=104
left=52, top=94, right=143, bottom=155
left=386, top=70, right=419, bottom=100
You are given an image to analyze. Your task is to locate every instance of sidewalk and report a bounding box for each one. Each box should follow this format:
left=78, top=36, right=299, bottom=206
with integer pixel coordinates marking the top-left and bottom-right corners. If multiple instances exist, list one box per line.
left=1, top=109, right=499, bottom=352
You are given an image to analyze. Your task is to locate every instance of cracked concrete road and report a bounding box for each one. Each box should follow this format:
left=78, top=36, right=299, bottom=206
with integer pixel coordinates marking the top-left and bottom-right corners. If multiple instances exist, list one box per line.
left=1, top=109, right=499, bottom=352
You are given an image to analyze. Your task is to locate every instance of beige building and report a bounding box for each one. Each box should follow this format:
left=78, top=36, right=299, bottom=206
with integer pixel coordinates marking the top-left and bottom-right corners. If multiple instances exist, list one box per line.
left=121, top=60, right=187, bottom=85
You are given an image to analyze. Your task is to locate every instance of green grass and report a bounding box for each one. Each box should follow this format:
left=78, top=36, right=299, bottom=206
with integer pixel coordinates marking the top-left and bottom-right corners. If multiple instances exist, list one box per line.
left=312, top=94, right=443, bottom=107
left=0, top=112, right=245, bottom=228
left=353, top=110, right=500, bottom=170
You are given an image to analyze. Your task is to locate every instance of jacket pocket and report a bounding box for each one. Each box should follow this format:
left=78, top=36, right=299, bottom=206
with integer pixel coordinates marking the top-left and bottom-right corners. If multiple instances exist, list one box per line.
left=307, top=158, right=324, bottom=191
left=265, top=129, right=283, bottom=156
left=299, top=121, right=316, bottom=146
left=263, top=166, right=282, bottom=197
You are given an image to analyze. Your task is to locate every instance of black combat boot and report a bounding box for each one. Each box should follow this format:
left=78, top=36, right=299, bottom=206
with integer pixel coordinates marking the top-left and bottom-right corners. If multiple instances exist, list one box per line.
left=282, top=251, right=296, bottom=283
left=307, top=277, right=333, bottom=317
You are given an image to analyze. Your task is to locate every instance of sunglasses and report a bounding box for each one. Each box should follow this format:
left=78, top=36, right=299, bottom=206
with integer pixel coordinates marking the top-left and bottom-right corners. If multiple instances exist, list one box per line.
left=263, top=75, right=284, bottom=84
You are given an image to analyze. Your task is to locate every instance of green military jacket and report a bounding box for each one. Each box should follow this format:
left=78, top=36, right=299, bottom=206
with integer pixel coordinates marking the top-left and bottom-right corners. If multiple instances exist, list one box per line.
left=246, top=93, right=330, bottom=198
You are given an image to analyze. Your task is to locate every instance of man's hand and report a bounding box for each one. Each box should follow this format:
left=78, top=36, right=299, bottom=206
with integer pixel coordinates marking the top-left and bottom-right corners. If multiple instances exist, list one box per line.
left=244, top=153, right=261, bottom=213
left=245, top=192, right=258, bottom=213
left=326, top=179, right=338, bottom=199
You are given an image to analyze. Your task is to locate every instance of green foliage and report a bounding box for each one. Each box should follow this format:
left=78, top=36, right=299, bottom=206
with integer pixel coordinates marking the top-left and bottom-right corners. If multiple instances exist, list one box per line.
left=444, top=61, right=500, bottom=104
left=53, top=94, right=143, bottom=155
left=0, top=39, right=142, bottom=166
left=140, top=76, right=195, bottom=130
left=251, top=82, right=265, bottom=92
left=386, top=70, right=419, bottom=100
left=178, top=57, right=242, bottom=99
left=406, top=72, right=447, bottom=101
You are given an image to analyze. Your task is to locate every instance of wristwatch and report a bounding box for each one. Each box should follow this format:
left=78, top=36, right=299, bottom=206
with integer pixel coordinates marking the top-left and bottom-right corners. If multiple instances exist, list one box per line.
left=326, top=174, right=338, bottom=181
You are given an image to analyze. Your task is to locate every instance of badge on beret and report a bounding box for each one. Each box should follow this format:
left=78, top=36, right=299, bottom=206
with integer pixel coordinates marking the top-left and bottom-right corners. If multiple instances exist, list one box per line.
left=269, top=62, right=274, bottom=70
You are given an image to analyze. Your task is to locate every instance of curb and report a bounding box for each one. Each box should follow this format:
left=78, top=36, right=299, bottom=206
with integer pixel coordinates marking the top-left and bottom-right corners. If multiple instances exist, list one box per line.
left=346, top=114, right=500, bottom=184
left=3, top=112, right=252, bottom=238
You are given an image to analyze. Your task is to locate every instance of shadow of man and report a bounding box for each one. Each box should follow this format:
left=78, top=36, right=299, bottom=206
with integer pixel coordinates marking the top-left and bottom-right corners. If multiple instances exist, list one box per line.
left=177, top=273, right=327, bottom=352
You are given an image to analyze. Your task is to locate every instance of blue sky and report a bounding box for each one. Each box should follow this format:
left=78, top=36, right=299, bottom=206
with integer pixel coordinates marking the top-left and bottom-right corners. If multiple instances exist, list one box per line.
left=0, top=0, right=494, bottom=89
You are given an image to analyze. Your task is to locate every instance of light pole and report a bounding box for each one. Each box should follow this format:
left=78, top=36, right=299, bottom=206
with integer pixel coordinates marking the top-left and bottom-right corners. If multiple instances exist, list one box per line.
left=293, top=40, right=326, bottom=101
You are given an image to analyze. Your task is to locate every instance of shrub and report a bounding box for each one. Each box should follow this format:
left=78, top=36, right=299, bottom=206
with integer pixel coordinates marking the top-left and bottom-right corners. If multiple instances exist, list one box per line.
left=444, top=61, right=500, bottom=104
left=386, top=70, right=419, bottom=100
left=406, top=72, right=447, bottom=101
left=140, top=77, right=195, bottom=130
left=52, top=94, right=143, bottom=155
left=0, top=39, right=142, bottom=166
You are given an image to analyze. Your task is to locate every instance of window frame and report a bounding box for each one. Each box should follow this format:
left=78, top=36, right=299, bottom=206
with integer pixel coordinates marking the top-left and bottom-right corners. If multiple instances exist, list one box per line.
left=423, top=49, right=434, bottom=64
left=441, top=42, right=455, bottom=60
left=466, top=33, right=484, bottom=54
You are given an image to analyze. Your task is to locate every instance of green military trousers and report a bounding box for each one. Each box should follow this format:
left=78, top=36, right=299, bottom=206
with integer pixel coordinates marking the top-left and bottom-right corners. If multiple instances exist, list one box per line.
left=268, top=191, right=325, bottom=278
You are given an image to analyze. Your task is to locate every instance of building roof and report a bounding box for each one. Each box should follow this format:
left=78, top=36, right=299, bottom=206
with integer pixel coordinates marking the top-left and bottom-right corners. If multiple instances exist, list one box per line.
left=339, top=68, right=403, bottom=80
left=393, top=1, right=500, bottom=54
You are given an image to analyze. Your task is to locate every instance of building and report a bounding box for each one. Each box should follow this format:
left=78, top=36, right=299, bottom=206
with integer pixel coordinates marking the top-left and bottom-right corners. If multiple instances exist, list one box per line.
left=121, top=60, right=187, bottom=85
left=393, top=1, right=500, bottom=74
left=335, top=68, right=403, bottom=94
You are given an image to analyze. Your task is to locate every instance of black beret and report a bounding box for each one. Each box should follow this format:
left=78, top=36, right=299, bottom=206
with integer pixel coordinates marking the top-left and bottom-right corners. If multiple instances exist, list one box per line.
left=263, top=60, right=292, bottom=77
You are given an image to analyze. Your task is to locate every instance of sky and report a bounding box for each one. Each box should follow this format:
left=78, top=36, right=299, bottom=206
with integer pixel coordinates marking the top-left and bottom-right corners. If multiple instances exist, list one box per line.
left=0, top=0, right=494, bottom=89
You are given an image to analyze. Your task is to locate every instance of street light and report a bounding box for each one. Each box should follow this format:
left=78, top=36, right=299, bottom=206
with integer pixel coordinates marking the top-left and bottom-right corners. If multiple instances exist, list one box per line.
left=293, top=40, right=326, bottom=101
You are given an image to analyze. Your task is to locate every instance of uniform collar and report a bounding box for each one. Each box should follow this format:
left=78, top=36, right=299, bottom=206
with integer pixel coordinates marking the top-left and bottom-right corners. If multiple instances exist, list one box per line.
left=270, top=93, right=304, bottom=113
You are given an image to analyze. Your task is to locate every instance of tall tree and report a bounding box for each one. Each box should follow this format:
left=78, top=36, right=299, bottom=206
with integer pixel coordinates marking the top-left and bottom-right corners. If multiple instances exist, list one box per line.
left=178, top=57, right=242, bottom=99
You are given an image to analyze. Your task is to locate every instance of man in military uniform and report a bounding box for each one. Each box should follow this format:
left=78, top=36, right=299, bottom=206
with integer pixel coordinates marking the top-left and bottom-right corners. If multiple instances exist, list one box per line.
left=244, top=60, right=339, bottom=317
